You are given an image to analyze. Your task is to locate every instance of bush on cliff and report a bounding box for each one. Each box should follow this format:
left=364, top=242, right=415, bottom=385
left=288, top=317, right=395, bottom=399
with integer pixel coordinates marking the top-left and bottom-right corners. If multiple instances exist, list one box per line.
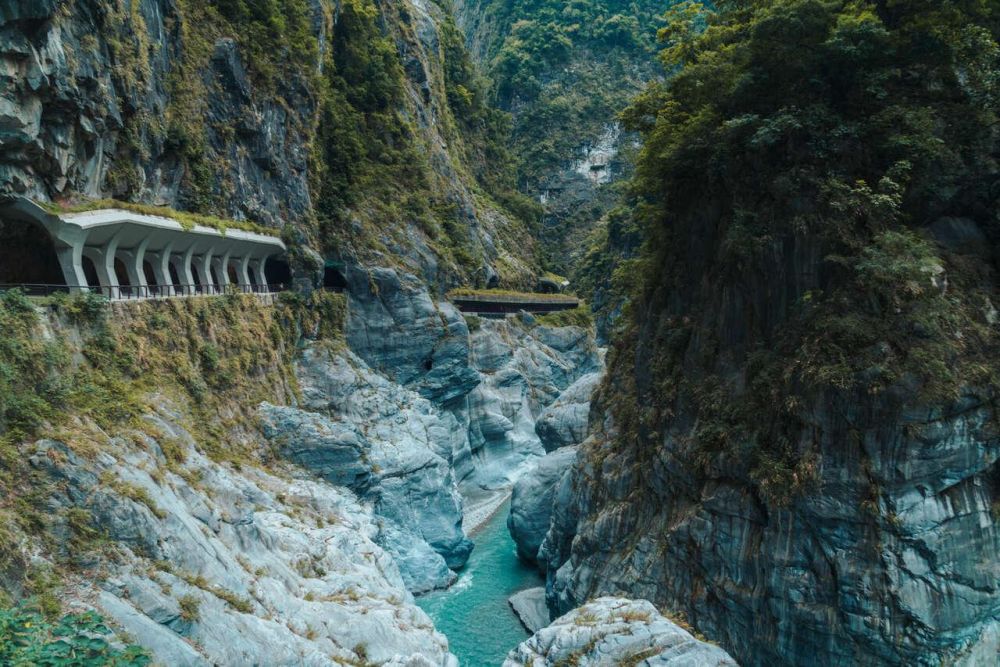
left=606, top=0, right=1000, bottom=501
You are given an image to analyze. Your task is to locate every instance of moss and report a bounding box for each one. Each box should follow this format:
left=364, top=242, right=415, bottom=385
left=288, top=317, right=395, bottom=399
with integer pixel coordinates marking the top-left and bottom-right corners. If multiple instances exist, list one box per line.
left=41, top=199, right=271, bottom=235
left=447, top=288, right=578, bottom=302
left=535, top=305, right=593, bottom=329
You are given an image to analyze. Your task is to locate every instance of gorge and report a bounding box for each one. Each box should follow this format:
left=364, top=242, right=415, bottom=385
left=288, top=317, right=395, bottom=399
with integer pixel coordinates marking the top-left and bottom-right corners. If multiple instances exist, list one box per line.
left=1, top=1, right=998, bottom=666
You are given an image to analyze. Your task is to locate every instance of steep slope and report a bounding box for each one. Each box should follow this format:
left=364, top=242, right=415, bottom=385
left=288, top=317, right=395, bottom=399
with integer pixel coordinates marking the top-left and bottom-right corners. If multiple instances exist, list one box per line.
left=541, top=2, right=1000, bottom=666
left=0, top=0, right=537, bottom=284
left=453, top=0, right=667, bottom=278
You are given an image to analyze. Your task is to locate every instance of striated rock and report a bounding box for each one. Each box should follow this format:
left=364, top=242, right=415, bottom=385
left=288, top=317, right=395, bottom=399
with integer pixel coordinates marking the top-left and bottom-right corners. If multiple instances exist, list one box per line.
left=456, top=317, right=601, bottom=493
left=378, top=520, right=457, bottom=594
left=268, top=344, right=473, bottom=576
left=344, top=266, right=480, bottom=405
left=508, top=446, right=577, bottom=567
left=535, top=371, right=600, bottom=452
left=504, top=597, right=738, bottom=666
left=508, top=587, right=549, bottom=633
left=258, top=404, right=374, bottom=493
left=543, top=393, right=1000, bottom=666
left=35, top=409, right=458, bottom=667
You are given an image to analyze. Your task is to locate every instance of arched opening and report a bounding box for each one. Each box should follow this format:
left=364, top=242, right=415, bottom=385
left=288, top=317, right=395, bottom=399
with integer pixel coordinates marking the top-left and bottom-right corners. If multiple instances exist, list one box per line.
left=227, top=264, right=239, bottom=285
left=143, top=261, right=157, bottom=286
left=323, top=262, right=347, bottom=290
left=0, top=217, right=64, bottom=285
left=168, top=262, right=180, bottom=287
left=265, top=258, right=291, bottom=287
left=81, top=255, right=101, bottom=289
left=114, top=258, right=131, bottom=286
left=210, top=265, right=222, bottom=287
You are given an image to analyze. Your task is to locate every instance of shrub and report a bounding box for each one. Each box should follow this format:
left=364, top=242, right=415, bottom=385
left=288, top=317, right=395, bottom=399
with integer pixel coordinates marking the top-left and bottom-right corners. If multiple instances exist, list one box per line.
left=0, top=606, right=151, bottom=666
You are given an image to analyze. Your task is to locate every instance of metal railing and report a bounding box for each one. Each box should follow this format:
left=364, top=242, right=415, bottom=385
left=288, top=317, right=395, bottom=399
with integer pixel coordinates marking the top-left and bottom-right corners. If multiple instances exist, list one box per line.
left=0, top=283, right=286, bottom=301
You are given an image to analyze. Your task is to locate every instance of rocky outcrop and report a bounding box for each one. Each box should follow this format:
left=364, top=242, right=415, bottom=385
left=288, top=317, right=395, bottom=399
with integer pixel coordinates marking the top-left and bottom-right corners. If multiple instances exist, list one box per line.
left=344, top=266, right=480, bottom=405
left=508, top=446, right=577, bottom=568
left=544, top=395, right=1000, bottom=666
left=457, top=317, right=601, bottom=495
left=30, top=410, right=457, bottom=667
left=535, top=371, right=600, bottom=451
left=508, top=587, right=549, bottom=634
left=504, top=597, right=738, bottom=667
left=260, top=344, right=472, bottom=592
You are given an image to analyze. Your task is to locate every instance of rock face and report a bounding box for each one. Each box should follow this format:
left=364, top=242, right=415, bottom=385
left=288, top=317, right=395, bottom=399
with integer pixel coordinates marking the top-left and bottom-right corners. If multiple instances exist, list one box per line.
left=504, top=597, right=738, bottom=667
left=508, top=446, right=577, bottom=567
left=260, top=345, right=471, bottom=593
left=0, top=0, right=536, bottom=284
left=508, top=587, right=549, bottom=634
left=30, top=411, right=457, bottom=667
left=457, top=317, right=601, bottom=495
left=547, top=395, right=1000, bottom=666
left=535, top=371, right=600, bottom=452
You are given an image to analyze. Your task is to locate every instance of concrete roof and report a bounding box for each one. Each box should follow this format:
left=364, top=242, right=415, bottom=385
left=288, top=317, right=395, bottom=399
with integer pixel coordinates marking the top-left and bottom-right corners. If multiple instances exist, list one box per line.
left=0, top=196, right=285, bottom=259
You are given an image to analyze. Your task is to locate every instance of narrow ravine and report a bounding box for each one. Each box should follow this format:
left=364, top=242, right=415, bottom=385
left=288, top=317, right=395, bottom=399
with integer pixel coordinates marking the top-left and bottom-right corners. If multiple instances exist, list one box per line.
left=417, top=500, right=543, bottom=666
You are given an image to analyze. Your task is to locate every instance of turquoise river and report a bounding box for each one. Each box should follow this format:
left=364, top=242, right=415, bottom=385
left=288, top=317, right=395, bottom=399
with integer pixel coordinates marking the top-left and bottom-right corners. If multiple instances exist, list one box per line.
left=416, top=499, right=543, bottom=666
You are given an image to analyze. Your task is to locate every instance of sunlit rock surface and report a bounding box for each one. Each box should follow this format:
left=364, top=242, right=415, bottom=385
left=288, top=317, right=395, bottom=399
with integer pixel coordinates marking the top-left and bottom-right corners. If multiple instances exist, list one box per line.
left=504, top=597, right=738, bottom=667
left=32, top=411, right=457, bottom=667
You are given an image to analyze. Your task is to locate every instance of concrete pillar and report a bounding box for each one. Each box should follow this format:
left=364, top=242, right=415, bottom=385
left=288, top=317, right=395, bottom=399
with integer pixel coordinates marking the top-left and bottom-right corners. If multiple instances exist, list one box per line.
left=82, top=247, right=116, bottom=298
left=171, top=247, right=196, bottom=296
left=147, top=241, right=174, bottom=296
left=211, top=249, right=232, bottom=291
left=249, top=257, right=267, bottom=289
left=118, top=238, right=149, bottom=297
left=237, top=255, right=251, bottom=291
left=195, top=247, right=215, bottom=294
left=56, top=237, right=89, bottom=293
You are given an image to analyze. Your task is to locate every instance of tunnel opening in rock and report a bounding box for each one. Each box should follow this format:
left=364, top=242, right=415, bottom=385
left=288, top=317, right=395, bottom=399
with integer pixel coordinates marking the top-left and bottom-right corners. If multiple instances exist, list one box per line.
left=0, top=217, right=65, bottom=285
left=265, top=257, right=291, bottom=286
left=323, top=264, right=347, bottom=290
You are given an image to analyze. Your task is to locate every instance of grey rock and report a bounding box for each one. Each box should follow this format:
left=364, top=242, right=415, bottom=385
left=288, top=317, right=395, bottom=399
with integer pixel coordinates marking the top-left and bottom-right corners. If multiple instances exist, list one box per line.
left=508, top=447, right=577, bottom=567
left=344, top=266, right=480, bottom=405
left=45, top=410, right=460, bottom=667
left=378, top=520, right=457, bottom=594
left=543, top=392, right=1000, bottom=666
left=286, top=345, right=474, bottom=572
left=508, top=587, right=549, bottom=633
left=504, top=597, right=738, bottom=666
left=535, top=372, right=600, bottom=452
left=259, top=403, right=374, bottom=493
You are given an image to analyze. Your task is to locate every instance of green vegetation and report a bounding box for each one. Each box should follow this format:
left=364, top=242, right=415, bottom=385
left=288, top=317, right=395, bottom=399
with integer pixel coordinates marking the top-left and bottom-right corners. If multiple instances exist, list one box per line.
left=0, top=606, right=150, bottom=666
left=535, top=305, right=594, bottom=329
left=93, top=0, right=538, bottom=280
left=603, top=0, right=1000, bottom=503
left=466, top=0, right=672, bottom=274
left=42, top=200, right=271, bottom=235
left=0, top=288, right=345, bottom=607
left=447, top=288, right=578, bottom=302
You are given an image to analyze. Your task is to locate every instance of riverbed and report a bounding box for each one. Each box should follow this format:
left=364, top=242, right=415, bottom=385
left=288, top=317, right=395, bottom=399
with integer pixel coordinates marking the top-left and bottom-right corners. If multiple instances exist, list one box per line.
left=416, top=500, right=543, bottom=666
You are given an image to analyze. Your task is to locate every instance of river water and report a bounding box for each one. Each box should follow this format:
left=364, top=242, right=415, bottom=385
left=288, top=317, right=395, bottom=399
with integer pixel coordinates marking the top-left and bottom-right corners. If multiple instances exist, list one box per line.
left=416, top=499, right=543, bottom=666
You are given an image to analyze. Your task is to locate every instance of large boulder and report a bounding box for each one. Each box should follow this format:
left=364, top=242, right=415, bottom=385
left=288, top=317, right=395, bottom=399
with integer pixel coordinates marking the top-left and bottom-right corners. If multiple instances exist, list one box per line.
left=509, top=587, right=549, bottom=633
left=504, top=597, right=738, bottom=667
left=535, top=371, right=600, bottom=452
left=508, top=447, right=577, bottom=567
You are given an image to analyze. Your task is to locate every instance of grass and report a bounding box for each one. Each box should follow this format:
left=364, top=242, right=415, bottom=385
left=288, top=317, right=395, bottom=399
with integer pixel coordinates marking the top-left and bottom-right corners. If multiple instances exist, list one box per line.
left=535, top=304, right=593, bottom=328
left=447, top=288, right=579, bottom=302
left=41, top=199, right=272, bottom=235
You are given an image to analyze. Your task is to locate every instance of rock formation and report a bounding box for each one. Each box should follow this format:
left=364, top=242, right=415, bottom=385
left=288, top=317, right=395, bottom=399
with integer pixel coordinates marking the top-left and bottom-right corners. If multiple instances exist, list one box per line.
left=504, top=597, right=738, bottom=667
